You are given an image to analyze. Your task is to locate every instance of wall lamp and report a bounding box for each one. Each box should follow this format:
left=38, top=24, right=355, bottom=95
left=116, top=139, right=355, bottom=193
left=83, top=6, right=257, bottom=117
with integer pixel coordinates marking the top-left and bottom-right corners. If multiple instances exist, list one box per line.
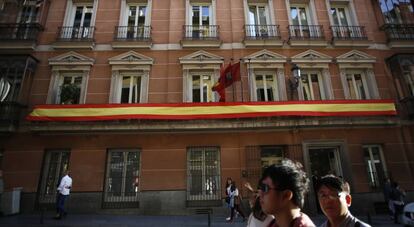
left=289, top=63, right=301, bottom=99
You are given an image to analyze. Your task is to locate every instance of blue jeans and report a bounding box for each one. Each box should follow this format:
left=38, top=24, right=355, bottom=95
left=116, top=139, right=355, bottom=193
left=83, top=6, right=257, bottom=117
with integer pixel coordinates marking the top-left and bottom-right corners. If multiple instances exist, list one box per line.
left=56, top=193, right=68, bottom=216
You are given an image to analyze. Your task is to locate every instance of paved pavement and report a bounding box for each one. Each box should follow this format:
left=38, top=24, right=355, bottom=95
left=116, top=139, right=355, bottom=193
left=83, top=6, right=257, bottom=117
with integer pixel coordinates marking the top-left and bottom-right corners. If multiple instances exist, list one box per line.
left=0, top=213, right=402, bottom=227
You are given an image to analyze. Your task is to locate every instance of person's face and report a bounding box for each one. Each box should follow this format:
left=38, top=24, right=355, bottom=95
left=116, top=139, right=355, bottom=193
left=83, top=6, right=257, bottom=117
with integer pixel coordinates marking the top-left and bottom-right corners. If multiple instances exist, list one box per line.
left=258, top=176, right=288, bottom=215
left=317, top=185, right=350, bottom=220
left=227, top=179, right=232, bottom=185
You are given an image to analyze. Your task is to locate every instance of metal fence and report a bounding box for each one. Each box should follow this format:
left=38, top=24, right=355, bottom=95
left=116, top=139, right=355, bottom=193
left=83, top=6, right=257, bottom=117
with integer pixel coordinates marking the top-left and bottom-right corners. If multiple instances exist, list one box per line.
left=114, top=26, right=151, bottom=41
left=37, top=151, right=71, bottom=207
left=383, top=24, right=414, bottom=41
left=0, top=23, right=41, bottom=41
left=186, top=146, right=221, bottom=206
left=103, top=150, right=140, bottom=209
left=244, top=24, right=281, bottom=40
left=288, top=25, right=325, bottom=40
left=183, top=25, right=219, bottom=40
left=57, top=26, right=95, bottom=41
left=0, top=102, right=26, bottom=126
left=331, top=26, right=367, bottom=40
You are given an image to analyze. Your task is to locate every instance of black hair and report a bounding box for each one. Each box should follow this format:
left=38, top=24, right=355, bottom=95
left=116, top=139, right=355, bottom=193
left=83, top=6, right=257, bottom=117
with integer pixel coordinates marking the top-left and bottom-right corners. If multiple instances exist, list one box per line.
left=225, top=177, right=233, bottom=188
left=261, top=159, right=310, bottom=208
left=315, top=174, right=350, bottom=194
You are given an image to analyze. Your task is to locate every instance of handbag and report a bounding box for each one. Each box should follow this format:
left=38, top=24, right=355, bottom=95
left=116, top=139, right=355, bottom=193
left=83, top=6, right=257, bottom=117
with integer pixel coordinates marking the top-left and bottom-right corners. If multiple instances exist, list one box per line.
left=234, top=195, right=241, bottom=205
left=225, top=196, right=230, bottom=204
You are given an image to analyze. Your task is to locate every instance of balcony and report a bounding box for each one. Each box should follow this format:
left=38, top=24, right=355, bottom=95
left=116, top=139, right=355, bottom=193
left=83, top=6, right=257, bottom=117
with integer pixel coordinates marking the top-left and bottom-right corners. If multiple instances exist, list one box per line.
left=181, top=25, right=221, bottom=48
left=400, top=96, right=414, bottom=119
left=382, top=24, right=414, bottom=48
left=0, top=23, right=42, bottom=50
left=0, top=102, right=26, bottom=133
left=112, top=26, right=152, bottom=49
left=243, top=25, right=283, bottom=47
left=330, top=26, right=370, bottom=47
left=53, top=26, right=95, bottom=49
left=288, top=25, right=328, bottom=47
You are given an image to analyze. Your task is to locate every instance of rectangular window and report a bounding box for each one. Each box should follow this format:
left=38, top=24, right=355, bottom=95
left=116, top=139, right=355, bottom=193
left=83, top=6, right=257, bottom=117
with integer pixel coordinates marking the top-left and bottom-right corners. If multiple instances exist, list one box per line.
left=121, top=75, right=141, bottom=103
left=255, top=73, right=278, bottom=101
left=58, top=73, right=82, bottom=104
left=402, top=65, right=414, bottom=96
left=126, top=4, right=147, bottom=38
left=379, top=0, right=414, bottom=24
left=187, top=146, right=220, bottom=201
left=261, top=146, right=284, bottom=172
left=364, top=145, right=387, bottom=188
left=104, top=149, right=140, bottom=208
left=346, top=72, right=369, bottom=99
left=331, top=7, right=349, bottom=26
left=301, top=72, right=326, bottom=100
left=38, top=150, right=70, bottom=203
left=290, top=5, right=311, bottom=37
left=191, top=74, right=214, bottom=103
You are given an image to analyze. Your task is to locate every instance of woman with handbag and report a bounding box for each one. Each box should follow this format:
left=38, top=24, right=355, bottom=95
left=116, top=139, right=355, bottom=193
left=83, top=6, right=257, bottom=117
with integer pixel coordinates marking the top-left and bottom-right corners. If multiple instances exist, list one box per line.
left=225, top=177, right=233, bottom=221
left=228, top=181, right=246, bottom=223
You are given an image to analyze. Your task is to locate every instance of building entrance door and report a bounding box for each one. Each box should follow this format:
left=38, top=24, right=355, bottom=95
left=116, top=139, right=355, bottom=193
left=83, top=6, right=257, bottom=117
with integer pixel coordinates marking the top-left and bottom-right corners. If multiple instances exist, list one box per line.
left=308, top=146, right=343, bottom=213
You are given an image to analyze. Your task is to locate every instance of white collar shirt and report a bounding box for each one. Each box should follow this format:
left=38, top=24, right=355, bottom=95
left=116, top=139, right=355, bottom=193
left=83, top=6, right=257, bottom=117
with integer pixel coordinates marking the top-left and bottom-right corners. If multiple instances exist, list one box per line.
left=57, top=175, right=72, bottom=195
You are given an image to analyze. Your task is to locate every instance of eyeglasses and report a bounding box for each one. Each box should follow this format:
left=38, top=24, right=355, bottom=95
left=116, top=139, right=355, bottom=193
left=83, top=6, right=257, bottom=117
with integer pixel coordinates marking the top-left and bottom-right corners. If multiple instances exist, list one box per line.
left=257, top=183, right=282, bottom=193
left=317, top=192, right=345, bottom=200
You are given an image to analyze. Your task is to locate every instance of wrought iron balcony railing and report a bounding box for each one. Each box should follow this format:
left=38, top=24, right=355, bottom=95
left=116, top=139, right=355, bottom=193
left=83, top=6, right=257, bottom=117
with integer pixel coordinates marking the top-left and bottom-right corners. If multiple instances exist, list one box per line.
left=244, top=25, right=281, bottom=39
left=288, top=25, right=325, bottom=40
left=331, top=26, right=367, bottom=40
left=0, top=23, right=42, bottom=41
left=382, top=24, right=414, bottom=41
left=183, top=25, right=219, bottom=40
left=400, top=96, right=414, bottom=119
left=57, top=26, right=95, bottom=41
left=0, top=101, right=26, bottom=126
left=114, top=26, right=151, bottom=41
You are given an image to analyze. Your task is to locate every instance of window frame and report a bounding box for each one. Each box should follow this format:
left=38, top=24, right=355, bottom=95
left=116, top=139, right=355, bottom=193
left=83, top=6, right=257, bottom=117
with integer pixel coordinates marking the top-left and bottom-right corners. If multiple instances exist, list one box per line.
left=188, top=71, right=217, bottom=103
left=363, top=145, right=388, bottom=189
left=186, top=146, right=221, bottom=201
left=299, top=70, right=327, bottom=100
left=253, top=70, right=279, bottom=102
left=345, top=70, right=370, bottom=100
left=117, top=71, right=145, bottom=104
left=103, top=149, right=141, bottom=204
left=38, top=149, right=71, bottom=204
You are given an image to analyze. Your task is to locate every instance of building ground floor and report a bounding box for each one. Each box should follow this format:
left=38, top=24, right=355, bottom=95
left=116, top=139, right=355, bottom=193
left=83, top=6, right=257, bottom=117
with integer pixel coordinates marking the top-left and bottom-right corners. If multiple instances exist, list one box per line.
left=1, top=126, right=413, bottom=215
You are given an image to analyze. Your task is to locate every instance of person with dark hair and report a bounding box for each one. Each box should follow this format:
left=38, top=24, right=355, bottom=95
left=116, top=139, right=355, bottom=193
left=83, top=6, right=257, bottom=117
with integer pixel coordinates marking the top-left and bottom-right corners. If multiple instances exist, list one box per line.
left=390, top=181, right=406, bottom=224
left=382, top=178, right=394, bottom=219
left=244, top=181, right=274, bottom=227
left=315, top=175, right=370, bottom=227
left=225, top=177, right=233, bottom=221
left=228, top=181, right=246, bottom=223
left=259, top=159, right=315, bottom=227
left=54, top=170, right=72, bottom=220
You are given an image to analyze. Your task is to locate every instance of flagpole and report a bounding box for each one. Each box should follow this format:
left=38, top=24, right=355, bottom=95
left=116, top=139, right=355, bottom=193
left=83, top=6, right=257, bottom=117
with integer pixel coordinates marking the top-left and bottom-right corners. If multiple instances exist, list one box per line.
left=240, top=58, right=244, bottom=102
left=231, top=58, right=235, bottom=102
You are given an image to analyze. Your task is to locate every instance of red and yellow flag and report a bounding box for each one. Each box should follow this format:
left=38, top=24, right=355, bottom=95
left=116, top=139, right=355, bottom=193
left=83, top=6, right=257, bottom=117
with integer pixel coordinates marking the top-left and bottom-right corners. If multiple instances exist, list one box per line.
left=27, top=100, right=397, bottom=122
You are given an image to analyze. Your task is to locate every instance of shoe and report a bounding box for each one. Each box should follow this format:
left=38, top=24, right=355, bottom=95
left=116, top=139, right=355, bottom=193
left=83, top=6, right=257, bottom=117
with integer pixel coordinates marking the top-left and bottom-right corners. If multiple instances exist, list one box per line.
left=225, top=217, right=231, bottom=221
left=53, top=214, right=61, bottom=220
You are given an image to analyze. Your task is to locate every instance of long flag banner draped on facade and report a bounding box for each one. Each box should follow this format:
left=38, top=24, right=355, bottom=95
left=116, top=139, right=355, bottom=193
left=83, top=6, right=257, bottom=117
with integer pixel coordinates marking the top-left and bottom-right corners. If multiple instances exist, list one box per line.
left=212, top=62, right=241, bottom=102
left=27, top=100, right=397, bottom=122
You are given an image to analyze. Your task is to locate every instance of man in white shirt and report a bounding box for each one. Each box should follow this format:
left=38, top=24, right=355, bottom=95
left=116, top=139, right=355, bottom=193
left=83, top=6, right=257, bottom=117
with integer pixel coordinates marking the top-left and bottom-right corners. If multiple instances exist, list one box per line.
left=55, top=170, right=72, bottom=219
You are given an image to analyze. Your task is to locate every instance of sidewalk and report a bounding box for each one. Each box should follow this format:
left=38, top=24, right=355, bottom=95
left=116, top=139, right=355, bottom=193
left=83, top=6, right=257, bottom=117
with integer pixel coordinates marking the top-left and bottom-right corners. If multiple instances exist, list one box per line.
left=0, top=213, right=402, bottom=227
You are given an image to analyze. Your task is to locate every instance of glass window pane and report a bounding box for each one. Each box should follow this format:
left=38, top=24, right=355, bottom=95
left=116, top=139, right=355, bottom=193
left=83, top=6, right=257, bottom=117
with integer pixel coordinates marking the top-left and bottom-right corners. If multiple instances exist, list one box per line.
left=265, top=75, right=275, bottom=101
left=249, top=6, right=257, bottom=24
left=299, top=7, right=308, bottom=25
left=261, top=147, right=284, bottom=171
left=132, top=76, right=141, bottom=103
left=125, top=152, right=139, bottom=196
left=108, top=152, right=123, bottom=196
left=331, top=8, right=339, bottom=25
left=202, top=6, right=210, bottom=25
left=128, top=6, right=137, bottom=26
left=83, top=7, right=93, bottom=27
left=192, top=6, right=200, bottom=25
left=121, top=76, right=131, bottom=103
left=338, top=8, right=348, bottom=26
left=73, top=7, right=83, bottom=27
left=202, top=75, right=213, bottom=102
left=192, top=75, right=200, bottom=102
left=301, top=75, right=311, bottom=100
left=258, top=7, right=267, bottom=25
left=311, top=74, right=322, bottom=100
left=138, top=6, right=146, bottom=26
left=291, top=7, right=299, bottom=25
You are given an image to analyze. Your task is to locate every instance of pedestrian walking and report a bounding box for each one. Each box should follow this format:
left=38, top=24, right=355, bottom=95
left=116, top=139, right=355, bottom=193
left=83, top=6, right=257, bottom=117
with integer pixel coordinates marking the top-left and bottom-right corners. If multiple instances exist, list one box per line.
left=228, top=181, right=246, bottom=223
left=390, top=181, right=406, bottom=224
left=382, top=178, right=394, bottom=219
left=259, top=159, right=315, bottom=227
left=54, top=170, right=72, bottom=220
left=225, top=177, right=233, bottom=221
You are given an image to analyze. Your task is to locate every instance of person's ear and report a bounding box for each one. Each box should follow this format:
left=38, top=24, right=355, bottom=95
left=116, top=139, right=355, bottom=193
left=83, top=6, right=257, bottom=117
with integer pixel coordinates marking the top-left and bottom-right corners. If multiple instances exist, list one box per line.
left=345, top=194, right=352, bottom=207
left=283, top=190, right=293, bottom=202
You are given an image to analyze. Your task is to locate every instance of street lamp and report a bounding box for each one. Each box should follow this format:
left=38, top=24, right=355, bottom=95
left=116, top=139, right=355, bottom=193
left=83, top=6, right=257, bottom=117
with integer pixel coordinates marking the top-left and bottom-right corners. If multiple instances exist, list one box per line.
left=289, top=63, right=301, bottom=99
